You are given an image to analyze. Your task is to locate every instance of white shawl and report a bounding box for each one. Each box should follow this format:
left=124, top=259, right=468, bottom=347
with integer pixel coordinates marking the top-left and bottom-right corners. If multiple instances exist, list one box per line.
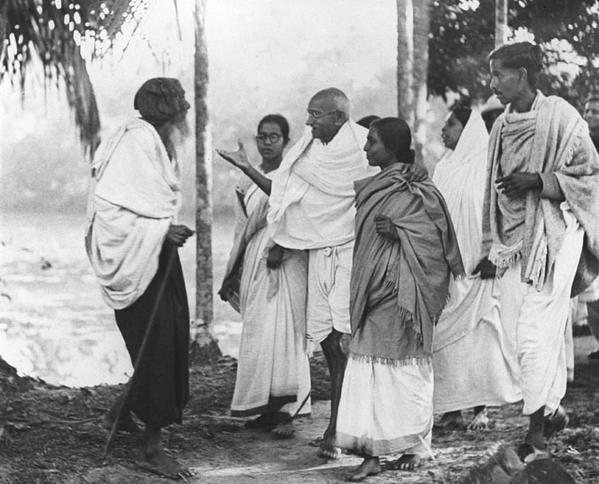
left=267, top=121, right=376, bottom=249
left=432, top=110, right=489, bottom=273
left=432, top=110, right=498, bottom=350
left=85, top=118, right=181, bottom=310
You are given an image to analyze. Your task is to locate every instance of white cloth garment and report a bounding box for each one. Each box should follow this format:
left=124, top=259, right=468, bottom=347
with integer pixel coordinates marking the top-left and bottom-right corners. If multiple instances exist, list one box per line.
left=267, top=120, right=376, bottom=352
left=85, top=118, right=181, bottom=310
left=267, top=122, right=376, bottom=250
left=499, top=204, right=583, bottom=416
left=432, top=110, right=521, bottom=413
left=336, top=356, right=433, bottom=457
left=230, top=181, right=311, bottom=416
left=305, top=241, right=353, bottom=350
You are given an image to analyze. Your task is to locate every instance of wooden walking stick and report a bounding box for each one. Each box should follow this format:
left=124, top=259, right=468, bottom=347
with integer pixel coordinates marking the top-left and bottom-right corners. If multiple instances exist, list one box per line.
left=290, top=390, right=311, bottom=421
left=102, top=245, right=179, bottom=460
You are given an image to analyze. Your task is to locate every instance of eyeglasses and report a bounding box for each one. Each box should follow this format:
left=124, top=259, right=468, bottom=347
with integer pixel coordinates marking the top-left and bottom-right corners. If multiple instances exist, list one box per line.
left=255, top=133, right=282, bottom=143
left=307, top=109, right=337, bottom=120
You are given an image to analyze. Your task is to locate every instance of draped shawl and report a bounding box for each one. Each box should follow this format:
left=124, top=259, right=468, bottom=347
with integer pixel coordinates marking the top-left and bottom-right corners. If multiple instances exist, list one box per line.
left=350, top=164, right=465, bottom=362
left=432, top=110, right=499, bottom=349
left=85, top=118, right=180, bottom=309
left=432, top=109, right=489, bottom=274
left=267, top=122, right=376, bottom=249
left=483, top=92, right=599, bottom=294
left=220, top=175, right=271, bottom=312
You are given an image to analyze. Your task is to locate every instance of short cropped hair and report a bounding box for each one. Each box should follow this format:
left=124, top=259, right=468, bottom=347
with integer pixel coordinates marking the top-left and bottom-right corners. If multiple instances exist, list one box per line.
left=311, top=87, right=351, bottom=118
left=488, top=42, right=543, bottom=89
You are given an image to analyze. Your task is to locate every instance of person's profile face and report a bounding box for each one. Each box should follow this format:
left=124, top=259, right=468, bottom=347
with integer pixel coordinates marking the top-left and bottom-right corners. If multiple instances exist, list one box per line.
left=584, top=101, right=599, bottom=133
left=363, top=127, right=392, bottom=167
left=305, top=97, right=340, bottom=142
left=489, top=59, right=526, bottom=105
left=441, top=112, right=464, bottom=150
left=255, top=121, right=286, bottom=162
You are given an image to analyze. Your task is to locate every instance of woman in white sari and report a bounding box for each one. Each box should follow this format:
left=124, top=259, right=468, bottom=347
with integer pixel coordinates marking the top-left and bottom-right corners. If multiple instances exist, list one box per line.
left=218, top=115, right=311, bottom=437
left=432, top=106, right=521, bottom=430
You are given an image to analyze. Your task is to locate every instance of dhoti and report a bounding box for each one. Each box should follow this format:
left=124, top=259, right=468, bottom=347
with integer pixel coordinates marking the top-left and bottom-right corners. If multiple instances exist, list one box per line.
left=306, top=241, right=353, bottom=349
left=498, top=207, right=583, bottom=416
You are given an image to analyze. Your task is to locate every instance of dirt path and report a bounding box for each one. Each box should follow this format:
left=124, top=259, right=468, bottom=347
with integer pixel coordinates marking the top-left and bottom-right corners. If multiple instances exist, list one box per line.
left=1, top=339, right=599, bottom=483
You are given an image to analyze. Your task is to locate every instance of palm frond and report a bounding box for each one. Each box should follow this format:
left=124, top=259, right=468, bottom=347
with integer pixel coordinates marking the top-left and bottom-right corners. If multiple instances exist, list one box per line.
left=1, top=0, right=154, bottom=157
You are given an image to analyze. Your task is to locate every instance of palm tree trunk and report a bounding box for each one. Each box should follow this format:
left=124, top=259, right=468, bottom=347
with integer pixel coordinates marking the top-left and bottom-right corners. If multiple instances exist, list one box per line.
left=495, top=0, right=508, bottom=48
left=191, top=0, right=221, bottom=363
left=411, top=0, right=432, bottom=162
left=396, top=0, right=432, bottom=162
left=396, top=0, right=414, bottom=125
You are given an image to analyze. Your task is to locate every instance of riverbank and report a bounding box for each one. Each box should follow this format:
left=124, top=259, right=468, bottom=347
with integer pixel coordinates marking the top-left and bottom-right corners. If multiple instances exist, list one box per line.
left=0, top=338, right=598, bottom=483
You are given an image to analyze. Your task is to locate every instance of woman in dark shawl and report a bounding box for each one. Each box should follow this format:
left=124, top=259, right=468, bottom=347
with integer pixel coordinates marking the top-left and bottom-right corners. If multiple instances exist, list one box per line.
left=335, top=118, right=464, bottom=481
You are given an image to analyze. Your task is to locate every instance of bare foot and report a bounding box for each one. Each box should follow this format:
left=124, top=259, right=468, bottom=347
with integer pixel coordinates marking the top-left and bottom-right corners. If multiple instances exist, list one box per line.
left=135, top=447, right=192, bottom=480
left=317, top=434, right=341, bottom=460
left=435, top=411, right=464, bottom=430
left=468, top=408, right=490, bottom=431
left=391, top=454, right=424, bottom=471
left=347, top=457, right=381, bottom=482
left=272, top=421, right=295, bottom=439
left=244, top=412, right=289, bottom=430
left=102, top=411, right=141, bottom=434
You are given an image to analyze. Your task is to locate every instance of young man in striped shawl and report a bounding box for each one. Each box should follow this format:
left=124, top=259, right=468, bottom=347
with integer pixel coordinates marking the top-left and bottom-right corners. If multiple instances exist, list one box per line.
left=480, top=42, right=599, bottom=462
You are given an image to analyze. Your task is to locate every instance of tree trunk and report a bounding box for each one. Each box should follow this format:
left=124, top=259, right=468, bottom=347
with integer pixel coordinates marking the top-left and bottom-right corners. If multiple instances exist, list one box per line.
left=495, top=0, right=508, bottom=48
left=396, top=0, right=432, bottom=163
left=0, top=1, right=8, bottom=61
left=396, top=0, right=414, bottom=125
left=190, top=0, right=221, bottom=363
left=411, top=0, right=432, bottom=162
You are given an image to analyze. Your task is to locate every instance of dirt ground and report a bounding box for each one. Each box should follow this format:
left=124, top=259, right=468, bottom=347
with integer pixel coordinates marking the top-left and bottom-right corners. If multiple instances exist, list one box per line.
left=0, top=338, right=598, bottom=483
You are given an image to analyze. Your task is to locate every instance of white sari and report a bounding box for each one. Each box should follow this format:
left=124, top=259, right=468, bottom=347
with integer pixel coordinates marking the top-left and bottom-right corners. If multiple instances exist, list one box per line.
left=225, top=174, right=311, bottom=416
left=432, top=111, right=521, bottom=413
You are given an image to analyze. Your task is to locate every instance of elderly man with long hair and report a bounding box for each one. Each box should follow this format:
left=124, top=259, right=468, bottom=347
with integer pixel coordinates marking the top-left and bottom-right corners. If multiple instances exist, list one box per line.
left=86, top=78, right=194, bottom=479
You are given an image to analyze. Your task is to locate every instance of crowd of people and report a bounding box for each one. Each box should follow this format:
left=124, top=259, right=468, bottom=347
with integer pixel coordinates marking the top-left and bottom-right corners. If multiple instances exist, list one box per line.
left=84, top=41, right=599, bottom=481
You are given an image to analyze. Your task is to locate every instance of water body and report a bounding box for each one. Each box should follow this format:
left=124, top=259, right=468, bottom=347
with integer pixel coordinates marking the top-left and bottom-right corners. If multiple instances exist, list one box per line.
left=0, top=211, right=241, bottom=387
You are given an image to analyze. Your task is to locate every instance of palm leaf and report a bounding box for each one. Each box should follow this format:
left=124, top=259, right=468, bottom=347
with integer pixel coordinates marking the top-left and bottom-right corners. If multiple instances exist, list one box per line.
left=1, top=0, right=153, bottom=157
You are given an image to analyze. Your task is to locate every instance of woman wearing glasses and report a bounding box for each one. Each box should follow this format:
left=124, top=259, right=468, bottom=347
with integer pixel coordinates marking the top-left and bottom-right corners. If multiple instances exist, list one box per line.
left=217, top=115, right=311, bottom=437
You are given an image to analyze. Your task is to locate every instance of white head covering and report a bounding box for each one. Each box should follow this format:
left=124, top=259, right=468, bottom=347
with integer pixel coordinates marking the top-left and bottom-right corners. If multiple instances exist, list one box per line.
left=432, top=110, right=489, bottom=272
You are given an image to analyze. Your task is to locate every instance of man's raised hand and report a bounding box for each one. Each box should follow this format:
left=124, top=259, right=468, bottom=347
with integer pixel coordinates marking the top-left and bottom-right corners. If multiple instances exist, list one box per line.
left=216, top=141, right=252, bottom=173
